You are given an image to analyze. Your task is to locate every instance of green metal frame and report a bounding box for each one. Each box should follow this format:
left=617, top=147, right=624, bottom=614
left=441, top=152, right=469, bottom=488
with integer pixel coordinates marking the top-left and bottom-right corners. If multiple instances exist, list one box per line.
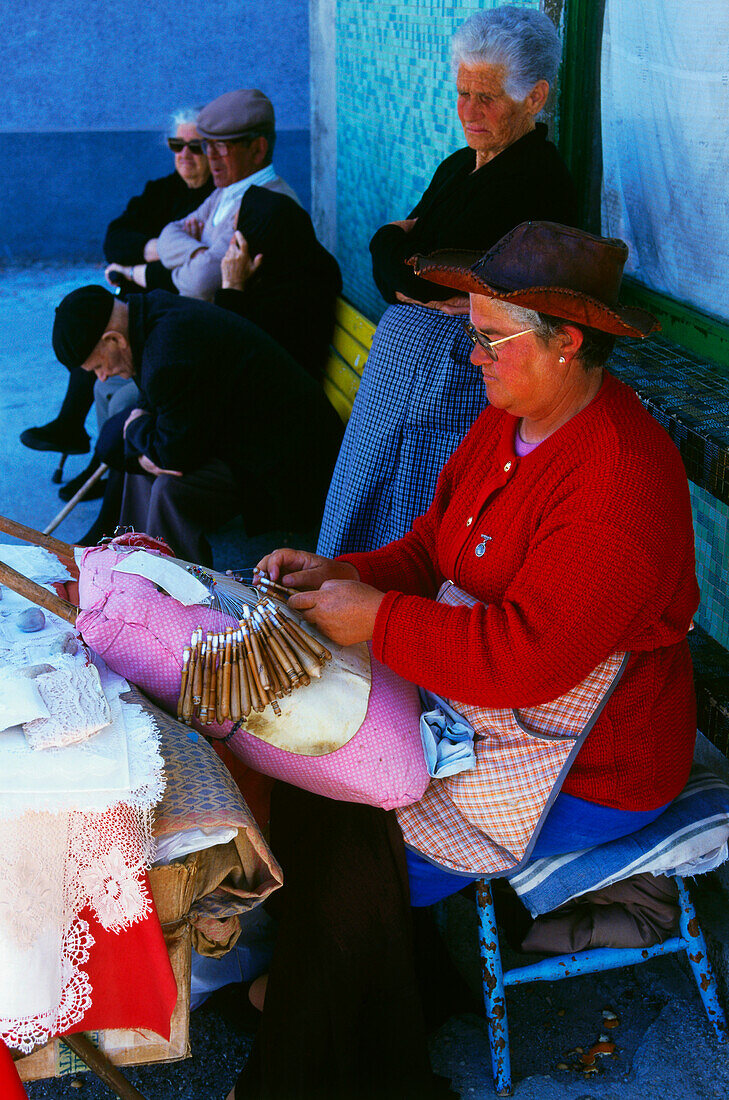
left=558, top=0, right=729, bottom=373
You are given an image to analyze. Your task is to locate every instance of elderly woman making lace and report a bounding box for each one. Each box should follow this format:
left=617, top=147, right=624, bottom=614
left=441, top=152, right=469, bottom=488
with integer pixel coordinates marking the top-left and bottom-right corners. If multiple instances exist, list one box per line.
left=261, top=222, right=699, bottom=900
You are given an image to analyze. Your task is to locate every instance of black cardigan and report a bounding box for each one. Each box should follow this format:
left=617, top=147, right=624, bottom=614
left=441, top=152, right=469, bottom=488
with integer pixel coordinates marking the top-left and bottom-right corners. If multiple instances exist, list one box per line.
left=213, top=186, right=342, bottom=378
left=369, top=124, right=577, bottom=304
left=103, top=171, right=214, bottom=266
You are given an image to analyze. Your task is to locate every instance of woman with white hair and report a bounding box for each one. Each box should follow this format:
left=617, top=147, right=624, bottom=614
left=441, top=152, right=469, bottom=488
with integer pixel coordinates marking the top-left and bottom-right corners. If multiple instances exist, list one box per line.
left=318, top=6, right=577, bottom=558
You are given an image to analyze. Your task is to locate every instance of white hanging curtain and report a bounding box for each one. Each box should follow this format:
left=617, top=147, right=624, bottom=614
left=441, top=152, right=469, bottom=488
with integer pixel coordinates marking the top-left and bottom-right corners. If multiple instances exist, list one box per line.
left=600, top=0, right=729, bottom=320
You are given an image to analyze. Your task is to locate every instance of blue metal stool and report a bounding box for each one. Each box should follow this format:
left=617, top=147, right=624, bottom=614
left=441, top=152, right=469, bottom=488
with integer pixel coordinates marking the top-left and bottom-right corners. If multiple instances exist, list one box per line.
left=476, top=875, right=728, bottom=1095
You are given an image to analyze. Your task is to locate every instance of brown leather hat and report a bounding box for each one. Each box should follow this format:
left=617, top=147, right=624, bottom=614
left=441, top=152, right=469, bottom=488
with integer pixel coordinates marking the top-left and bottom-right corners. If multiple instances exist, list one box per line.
left=197, top=89, right=275, bottom=140
left=409, top=221, right=659, bottom=338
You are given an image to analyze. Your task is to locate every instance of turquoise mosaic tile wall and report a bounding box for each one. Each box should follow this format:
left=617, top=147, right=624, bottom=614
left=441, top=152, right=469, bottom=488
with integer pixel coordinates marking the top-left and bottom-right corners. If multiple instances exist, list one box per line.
left=335, top=0, right=540, bottom=322
left=691, top=483, right=729, bottom=650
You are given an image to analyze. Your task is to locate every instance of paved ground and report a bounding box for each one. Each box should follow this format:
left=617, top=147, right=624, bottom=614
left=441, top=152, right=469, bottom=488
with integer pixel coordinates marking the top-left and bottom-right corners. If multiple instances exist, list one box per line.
left=3, top=265, right=728, bottom=1098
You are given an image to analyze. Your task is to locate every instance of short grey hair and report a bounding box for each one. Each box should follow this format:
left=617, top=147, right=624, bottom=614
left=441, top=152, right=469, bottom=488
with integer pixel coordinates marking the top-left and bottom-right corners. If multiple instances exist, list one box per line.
left=451, top=7, right=562, bottom=100
left=495, top=300, right=615, bottom=371
left=168, top=107, right=202, bottom=135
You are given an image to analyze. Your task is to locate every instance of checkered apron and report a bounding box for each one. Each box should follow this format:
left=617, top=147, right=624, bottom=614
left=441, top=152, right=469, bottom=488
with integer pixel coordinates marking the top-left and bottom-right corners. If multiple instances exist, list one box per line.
left=396, top=581, right=628, bottom=876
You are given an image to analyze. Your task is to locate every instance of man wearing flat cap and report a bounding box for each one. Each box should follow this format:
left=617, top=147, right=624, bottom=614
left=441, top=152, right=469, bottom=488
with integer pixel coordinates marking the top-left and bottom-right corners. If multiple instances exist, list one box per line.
left=152, top=89, right=298, bottom=301
left=51, top=285, right=343, bottom=564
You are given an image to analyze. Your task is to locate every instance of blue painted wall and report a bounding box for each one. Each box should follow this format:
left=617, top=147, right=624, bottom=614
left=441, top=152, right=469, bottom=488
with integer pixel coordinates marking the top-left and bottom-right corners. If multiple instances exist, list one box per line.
left=1, top=0, right=311, bottom=260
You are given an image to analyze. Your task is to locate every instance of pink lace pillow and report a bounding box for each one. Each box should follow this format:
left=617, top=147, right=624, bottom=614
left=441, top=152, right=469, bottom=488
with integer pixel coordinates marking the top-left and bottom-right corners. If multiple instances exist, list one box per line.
left=76, top=543, right=427, bottom=810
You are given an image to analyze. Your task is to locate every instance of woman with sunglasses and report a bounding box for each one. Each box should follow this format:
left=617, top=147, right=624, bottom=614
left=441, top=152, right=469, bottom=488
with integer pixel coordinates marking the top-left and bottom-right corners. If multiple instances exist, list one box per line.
left=238, top=223, right=699, bottom=1099
left=103, top=108, right=213, bottom=293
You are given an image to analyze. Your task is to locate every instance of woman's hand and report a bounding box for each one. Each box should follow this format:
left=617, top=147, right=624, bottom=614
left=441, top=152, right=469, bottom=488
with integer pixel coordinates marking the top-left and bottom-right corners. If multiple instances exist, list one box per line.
left=221, top=231, right=263, bottom=291
left=288, top=579, right=384, bottom=646
left=143, top=238, right=160, bottom=262
left=256, top=548, right=359, bottom=591
left=394, top=291, right=469, bottom=315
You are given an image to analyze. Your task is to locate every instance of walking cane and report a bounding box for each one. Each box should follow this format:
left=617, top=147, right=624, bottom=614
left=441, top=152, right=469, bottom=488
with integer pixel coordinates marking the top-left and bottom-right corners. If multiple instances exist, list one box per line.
left=43, top=463, right=109, bottom=535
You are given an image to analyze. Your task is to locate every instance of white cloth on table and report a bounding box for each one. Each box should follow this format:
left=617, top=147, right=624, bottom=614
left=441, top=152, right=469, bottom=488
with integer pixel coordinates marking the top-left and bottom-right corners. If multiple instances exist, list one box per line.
left=0, top=544, right=164, bottom=1053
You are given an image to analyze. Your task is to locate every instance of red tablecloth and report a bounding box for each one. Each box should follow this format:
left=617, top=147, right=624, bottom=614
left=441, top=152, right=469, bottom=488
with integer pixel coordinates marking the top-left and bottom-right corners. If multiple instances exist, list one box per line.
left=2, top=874, right=177, bottom=1096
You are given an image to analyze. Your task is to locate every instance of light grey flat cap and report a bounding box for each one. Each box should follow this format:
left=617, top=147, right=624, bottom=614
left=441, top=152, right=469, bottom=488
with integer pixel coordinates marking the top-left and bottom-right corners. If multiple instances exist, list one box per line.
left=197, top=89, right=275, bottom=139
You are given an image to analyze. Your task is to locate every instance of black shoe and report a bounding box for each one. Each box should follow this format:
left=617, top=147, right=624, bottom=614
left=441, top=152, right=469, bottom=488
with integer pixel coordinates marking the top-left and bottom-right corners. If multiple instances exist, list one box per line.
left=20, top=420, right=90, bottom=455
left=59, top=460, right=106, bottom=502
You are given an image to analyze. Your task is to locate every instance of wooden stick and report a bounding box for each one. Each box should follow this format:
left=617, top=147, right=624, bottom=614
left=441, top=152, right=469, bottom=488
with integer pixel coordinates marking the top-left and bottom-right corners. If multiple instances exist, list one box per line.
left=262, top=606, right=318, bottom=679
left=241, top=625, right=265, bottom=712
left=221, top=630, right=233, bottom=720
left=192, top=630, right=204, bottom=708
left=61, top=1033, right=147, bottom=1100
left=199, top=634, right=213, bottom=722
left=282, top=613, right=332, bottom=662
left=43, top=463, right=109, bottom=535
left=177, top=646, right=190, bottom=720
left=0, top=514, right=76, bottom=561
left=244, top=608, right=271, bottom=693
left=229, top=634, right=241, bottom=722
left=0, top=560, right=78, bottom=624
left=237, top=631, right=252, bottom=717
left=182, top=642, right=196, bottom=723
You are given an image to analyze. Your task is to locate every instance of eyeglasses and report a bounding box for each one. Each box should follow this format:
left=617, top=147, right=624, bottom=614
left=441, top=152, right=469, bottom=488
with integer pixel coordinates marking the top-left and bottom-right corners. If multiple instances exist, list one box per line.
left=200, top=134, right=258, bottom=157
left=167, top=138, right=205, bottom=155
left=462, top=321, right=534, bottom=361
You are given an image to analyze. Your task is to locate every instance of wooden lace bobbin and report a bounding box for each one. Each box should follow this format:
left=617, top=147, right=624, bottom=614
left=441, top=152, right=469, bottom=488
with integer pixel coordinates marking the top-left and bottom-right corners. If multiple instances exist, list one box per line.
left=215, top=635, right=225, bottom=725
left=236, top=630, right=252, bottom=718
left=282, top=614, right=331, bottom=663
left=261, top=605, right=318, bottom=681
left=241, top=625, right=266, bottom=713
left=177, top=646, right=191, bottom=720
left=229, top=633, right=241, bottom=722
left=199, top=633, right=214, bottom=723
left=209, top=636, right=220, bottom=725
left=253, top=611, right=298, bottom=689
left=242, top=606, right=271, bottom=694
left=192, top=629, right=204, bottom=708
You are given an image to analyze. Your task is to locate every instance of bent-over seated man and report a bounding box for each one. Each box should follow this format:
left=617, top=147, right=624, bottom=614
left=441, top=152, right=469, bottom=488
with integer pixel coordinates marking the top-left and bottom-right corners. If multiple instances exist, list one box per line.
left=51, top=286, right=343, bottom=565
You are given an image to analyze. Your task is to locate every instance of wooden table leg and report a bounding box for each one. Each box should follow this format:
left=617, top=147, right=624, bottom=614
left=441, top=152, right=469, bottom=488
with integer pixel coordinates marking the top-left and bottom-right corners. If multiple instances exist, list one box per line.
left=61, top=1034, right=148, bottom=1100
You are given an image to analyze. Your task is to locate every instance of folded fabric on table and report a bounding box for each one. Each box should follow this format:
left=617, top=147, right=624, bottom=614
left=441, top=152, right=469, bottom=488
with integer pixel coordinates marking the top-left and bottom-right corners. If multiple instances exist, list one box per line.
left=510, top=765, right=729, bottom=916
left=23, top=664, right=111, bottom=750
left=127, top=687, right=283, bottom=950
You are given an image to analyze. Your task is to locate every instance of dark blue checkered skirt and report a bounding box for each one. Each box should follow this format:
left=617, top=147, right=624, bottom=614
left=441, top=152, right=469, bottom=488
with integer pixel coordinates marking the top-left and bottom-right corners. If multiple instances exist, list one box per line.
left=318, top=304, right=486, bottom=556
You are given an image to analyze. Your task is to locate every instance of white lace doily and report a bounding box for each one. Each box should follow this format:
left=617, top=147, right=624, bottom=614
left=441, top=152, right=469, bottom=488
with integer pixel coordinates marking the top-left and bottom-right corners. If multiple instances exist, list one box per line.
left=0, top=544, right=164, bottom=1052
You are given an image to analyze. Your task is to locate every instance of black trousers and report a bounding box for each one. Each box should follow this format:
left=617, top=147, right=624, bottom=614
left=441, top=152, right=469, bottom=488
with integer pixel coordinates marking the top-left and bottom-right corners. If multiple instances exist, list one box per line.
left=119, top=459, right=240, bottom=565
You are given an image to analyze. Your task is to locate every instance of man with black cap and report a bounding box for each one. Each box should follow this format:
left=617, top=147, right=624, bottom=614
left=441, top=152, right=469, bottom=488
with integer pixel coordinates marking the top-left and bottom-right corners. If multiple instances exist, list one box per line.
left=51, top=285, right=343, bottom=564
left=145, top=88, right=298, bottom=301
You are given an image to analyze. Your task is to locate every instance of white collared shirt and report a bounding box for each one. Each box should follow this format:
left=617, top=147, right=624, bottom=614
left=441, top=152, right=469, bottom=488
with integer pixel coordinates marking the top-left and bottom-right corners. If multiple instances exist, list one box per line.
left=211, top=164, right=278, bottom=226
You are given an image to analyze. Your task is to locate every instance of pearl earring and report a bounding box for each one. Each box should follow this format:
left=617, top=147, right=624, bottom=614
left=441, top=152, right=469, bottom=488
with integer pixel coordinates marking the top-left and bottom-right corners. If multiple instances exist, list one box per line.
left=558, top=356, right=566, bottom=363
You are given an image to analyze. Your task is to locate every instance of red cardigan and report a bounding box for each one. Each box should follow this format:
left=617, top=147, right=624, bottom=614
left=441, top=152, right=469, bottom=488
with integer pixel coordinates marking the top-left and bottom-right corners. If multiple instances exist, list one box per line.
left=341, top=373, right=699, bottom=810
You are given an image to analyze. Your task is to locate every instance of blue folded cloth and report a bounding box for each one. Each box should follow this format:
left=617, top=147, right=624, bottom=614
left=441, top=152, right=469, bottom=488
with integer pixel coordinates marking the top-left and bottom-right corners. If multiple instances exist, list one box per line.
left=419, top=689, right=476, bottom=779
left=509, top=765, right=729, bottom=915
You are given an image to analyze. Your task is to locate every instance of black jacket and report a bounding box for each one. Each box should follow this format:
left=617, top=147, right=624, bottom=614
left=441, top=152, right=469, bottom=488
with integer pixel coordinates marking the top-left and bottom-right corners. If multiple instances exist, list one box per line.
left=103, top=171, right=214, bottom=266
left=213, top=186, right=342, bottom=378
left=369, top=124, right=577, bottom=304
left=124, top=292, right=343, bottom=534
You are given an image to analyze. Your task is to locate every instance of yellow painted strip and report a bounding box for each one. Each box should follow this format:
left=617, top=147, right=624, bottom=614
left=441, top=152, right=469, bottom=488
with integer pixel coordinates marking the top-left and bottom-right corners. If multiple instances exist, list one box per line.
left=335, top=299, right=376, bottom=349
left=331, top=325, right=369, bottom=378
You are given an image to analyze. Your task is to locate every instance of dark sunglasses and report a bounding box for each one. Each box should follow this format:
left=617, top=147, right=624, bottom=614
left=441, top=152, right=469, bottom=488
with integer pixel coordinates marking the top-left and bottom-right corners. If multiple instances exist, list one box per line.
left=167, top=137, right=205, bottom=155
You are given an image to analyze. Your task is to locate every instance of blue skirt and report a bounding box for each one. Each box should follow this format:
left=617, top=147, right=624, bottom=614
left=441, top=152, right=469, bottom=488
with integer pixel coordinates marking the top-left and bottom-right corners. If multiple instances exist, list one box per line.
left=406, top=792, right=671, bottom=907
left=317, top=303, right=486, bottom=556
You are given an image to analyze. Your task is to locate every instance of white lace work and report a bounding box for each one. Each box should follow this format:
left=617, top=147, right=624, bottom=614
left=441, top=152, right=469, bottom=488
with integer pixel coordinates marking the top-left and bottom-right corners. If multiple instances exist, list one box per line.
left=0, top=544, right=164, bottom=1053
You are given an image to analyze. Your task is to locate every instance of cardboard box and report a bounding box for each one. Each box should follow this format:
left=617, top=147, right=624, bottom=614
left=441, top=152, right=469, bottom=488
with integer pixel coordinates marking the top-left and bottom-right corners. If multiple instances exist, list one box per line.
left=14, top=856, right=199, bottom=1082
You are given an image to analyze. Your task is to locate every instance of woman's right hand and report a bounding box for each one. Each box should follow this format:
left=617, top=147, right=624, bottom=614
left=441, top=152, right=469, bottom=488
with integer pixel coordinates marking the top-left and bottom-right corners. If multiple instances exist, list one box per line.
left=256, top=548, right=359, bottom=591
